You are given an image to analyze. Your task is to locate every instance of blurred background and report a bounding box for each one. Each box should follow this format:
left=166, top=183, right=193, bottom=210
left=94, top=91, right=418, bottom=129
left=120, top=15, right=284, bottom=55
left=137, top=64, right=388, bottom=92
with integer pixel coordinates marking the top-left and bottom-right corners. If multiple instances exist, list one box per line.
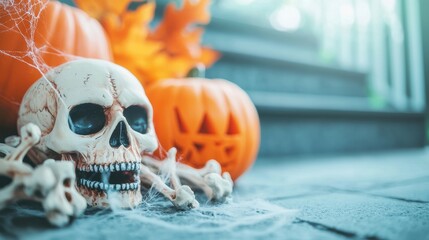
left=60, top=0, right=429, bottom=158
left=155, top=0, right=429, bottom=157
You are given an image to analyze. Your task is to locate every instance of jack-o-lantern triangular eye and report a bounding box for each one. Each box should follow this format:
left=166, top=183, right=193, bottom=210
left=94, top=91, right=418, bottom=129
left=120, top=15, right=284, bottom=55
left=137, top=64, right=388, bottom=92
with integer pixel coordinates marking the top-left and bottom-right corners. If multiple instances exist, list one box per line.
left=198, top=114, right=216, bottom=134
left=226, top=114, right=240, bottom=135
left=174, top=108, right=188, bottom=133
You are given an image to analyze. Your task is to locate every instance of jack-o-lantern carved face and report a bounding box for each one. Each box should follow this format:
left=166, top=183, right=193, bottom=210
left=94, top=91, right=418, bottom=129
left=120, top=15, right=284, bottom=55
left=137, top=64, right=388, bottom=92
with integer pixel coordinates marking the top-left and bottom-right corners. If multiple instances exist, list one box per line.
left=173, top=105, right=241, bottom=167
left=147, top=79, right=260, bottom=180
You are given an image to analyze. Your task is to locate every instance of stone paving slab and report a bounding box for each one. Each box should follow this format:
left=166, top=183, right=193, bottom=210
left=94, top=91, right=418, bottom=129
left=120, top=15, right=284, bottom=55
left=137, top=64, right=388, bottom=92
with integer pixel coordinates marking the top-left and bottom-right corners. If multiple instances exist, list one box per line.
left=368, top=181, right=429, bottom=203
left=276, top=192, right=429, bottom=240
left=246, top=150, right=429, bottom=191
left=1, top=149, right=429, bottom=239
left=234, top=181, right=325, bottom=201
left=238, top=149, right=429, bottom=239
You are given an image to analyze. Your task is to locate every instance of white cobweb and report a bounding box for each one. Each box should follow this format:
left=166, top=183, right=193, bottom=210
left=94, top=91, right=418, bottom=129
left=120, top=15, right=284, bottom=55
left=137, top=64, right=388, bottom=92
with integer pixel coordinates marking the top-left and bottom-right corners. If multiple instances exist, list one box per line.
left=0, top=192, right=297, bottom=239
left=0, top=0, right=86, bottom=75
left=0, top=0, right=50, bottom=75
left=0, top=0, right=88, bottom=112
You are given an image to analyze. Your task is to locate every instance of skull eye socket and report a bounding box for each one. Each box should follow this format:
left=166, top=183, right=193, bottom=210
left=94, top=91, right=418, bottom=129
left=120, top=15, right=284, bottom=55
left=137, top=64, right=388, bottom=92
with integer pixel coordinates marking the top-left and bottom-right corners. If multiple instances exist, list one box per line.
left=68, top=103, right=106, bottom=135
left=124, top=105, right=148, bottom=134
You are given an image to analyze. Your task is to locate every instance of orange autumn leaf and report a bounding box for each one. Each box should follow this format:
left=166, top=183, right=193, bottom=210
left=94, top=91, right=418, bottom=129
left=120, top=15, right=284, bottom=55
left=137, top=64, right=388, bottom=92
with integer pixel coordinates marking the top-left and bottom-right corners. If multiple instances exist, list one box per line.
left=200, top=47, right=219, bottom=67
left=150, top=0, right=219, bottom=66
left=150, top=0, right=210, bottom=48
left=74, top=0, right=220, bottom=86
left=102, top=2, right=156, bottom=49
left=101, top=2, right=165, bottom=86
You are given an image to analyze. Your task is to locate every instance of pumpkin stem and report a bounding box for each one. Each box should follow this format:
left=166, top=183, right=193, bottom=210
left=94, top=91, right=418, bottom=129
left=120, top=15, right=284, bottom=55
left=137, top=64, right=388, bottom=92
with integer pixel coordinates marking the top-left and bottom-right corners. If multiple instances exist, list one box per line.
left=187, top=64, right=206, bottom=78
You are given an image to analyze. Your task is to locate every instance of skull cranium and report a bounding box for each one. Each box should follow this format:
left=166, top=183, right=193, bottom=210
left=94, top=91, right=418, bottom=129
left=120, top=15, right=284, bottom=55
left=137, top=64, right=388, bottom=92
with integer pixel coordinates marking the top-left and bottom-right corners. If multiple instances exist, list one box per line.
left=18, top=59, right=158, bottom=208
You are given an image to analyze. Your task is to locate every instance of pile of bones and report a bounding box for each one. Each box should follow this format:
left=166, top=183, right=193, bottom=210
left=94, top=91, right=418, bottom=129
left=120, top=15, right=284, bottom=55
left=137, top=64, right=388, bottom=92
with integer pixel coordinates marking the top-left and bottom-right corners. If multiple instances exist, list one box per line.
left=0, top=59, right=233, bottom=227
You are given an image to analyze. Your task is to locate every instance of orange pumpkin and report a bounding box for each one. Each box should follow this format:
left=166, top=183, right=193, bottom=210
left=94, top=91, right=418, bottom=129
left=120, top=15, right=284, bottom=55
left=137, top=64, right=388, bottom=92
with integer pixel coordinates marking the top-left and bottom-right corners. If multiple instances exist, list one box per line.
left=0, top=0, right=112, bottom=131
left=147, top=76, right=260, bottom=180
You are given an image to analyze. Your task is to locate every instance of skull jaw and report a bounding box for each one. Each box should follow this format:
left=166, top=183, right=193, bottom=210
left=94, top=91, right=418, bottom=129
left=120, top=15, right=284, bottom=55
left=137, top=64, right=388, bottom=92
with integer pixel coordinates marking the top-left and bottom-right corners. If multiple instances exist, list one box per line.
left=77, top=185, right=143, bottom=208
left=60, top=149, right=144, bottom=209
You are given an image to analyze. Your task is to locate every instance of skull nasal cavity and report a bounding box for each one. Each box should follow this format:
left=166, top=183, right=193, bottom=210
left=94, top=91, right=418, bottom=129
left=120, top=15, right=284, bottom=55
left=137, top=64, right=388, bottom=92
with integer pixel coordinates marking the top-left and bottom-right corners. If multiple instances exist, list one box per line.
left=110, top=121, right=130, bottom=148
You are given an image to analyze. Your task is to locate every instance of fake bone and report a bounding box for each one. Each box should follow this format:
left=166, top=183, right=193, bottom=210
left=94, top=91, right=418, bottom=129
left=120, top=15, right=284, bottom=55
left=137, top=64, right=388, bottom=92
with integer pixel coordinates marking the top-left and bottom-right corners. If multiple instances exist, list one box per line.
left=0, top=123, right=86, bottom=227
left=141, top=148, right=233, bottom=208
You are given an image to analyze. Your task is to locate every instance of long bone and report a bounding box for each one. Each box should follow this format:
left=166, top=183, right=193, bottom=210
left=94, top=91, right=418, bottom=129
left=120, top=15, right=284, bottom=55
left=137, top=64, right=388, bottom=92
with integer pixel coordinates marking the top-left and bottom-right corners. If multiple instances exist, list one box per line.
left=142, top=148, right=233, bottom=202
left=0, top=123, right=40, bottom=177
left=0, top=123, right=86, bottom=227
left=0, top=123, right=49, bottom=207
left=140, top=159, right=199, bottom=210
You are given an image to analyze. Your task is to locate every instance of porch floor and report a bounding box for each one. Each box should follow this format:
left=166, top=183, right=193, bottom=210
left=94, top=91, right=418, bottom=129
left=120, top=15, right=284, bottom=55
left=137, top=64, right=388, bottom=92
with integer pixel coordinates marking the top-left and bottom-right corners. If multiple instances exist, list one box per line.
left=1, top=149, right=429, bottom=240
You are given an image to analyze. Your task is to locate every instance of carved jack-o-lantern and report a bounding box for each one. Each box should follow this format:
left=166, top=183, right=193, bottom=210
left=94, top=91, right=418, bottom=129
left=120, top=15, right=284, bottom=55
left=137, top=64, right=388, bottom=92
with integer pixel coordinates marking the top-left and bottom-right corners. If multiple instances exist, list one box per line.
left=147, top=78, right=260, bottom=180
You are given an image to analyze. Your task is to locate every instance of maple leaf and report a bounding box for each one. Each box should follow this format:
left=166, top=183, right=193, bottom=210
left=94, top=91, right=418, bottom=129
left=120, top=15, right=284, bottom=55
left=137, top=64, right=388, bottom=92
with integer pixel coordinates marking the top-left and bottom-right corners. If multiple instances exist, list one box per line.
left=200, top=47, right=220, bottom=67
left=150, top=0, right=210, bottom=39
left=150, top=0, right=214, bottom=58
left=75, top=0, right=220, bottom=86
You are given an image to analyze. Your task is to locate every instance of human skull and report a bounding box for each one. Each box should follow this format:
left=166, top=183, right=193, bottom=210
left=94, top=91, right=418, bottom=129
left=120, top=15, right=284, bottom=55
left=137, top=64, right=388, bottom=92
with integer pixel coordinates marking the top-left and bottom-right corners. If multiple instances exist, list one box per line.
left=18, top=59, right=158, bottom=208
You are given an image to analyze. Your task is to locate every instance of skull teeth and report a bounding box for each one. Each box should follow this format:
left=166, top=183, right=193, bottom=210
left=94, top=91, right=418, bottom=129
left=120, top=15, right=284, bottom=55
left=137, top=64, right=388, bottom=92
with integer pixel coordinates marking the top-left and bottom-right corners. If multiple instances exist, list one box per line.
left=79, top=179, right=140, bottom=191
left=78, top=162, right=140, bottom=173
left=76, top=162, right=141, bottom=192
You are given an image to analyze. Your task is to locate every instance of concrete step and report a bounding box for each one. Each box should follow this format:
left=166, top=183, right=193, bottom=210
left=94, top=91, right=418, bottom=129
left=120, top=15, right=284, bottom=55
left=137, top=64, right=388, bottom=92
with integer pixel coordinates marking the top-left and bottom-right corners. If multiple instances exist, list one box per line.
left=250, top=92, right=425, bottom=157
left=206, top=48, right=368, bottom=97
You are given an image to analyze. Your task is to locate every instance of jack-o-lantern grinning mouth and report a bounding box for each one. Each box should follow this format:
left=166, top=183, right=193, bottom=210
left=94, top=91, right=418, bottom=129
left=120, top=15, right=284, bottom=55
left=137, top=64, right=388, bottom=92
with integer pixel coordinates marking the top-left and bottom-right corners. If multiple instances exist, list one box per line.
left=76, top=162, right=140, bottom=191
